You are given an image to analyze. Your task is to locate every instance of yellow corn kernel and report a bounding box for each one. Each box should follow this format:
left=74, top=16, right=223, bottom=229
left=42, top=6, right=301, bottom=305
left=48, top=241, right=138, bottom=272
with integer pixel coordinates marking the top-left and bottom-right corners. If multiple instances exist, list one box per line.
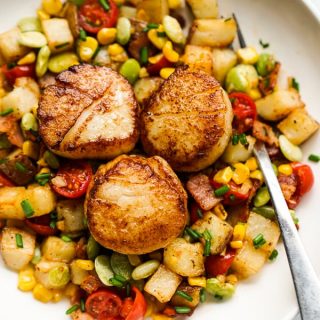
left=162, top=41, right=179, bottom=63
left=33, top=283, right=53, bottom=303
left=233, top=223, right=246, bottom=241
left=0, top=88, right=6, bottom=98
left=75, top=259, right=95, bottom=271
left=97, top=28, right=117, bottom=45
left=108, top=43, right=125, bottom=56
left=64, top=283, right=78, bottom=299
left=245, top=157, right=258, bottom=171
left=213, top=203, right=228, bottom=220
left=213, top=166, right=234, bottom=184
left=226, top=274, right=238, bottom=285
left=136, top=9, right=149, bottom=21
left=148, top=27, right=167, bottom=50
left=232, top=163, right=251, bottom=185
left=160, top=67, right=175, bottom=79
left=250, top=169, right=264, bottom=182
left=139, top=67, right=149, bottom=78
left=37, top=157, right=48, bottom=167
left=78, top=36, right=98, bottom=62
left=237, top=47, right=259, bottom=65
left=56, top=220, right=65, bottom=231
left=42, top=0, right=63, bottom=15
left=248, top=88, right=262, bottom=101
left=188, top=276, right=207, bottom=288
left=216, top=274, right=226, bottom=283
left=148, top=53, right=163, bottom=65
left=22, top=141, right=39, bottom=160
left=51, top=289, right=64, bottom=302
left=230, top=240, right=243, bottom=249
left=18, top=52, right=36, bottom=66
left=278, top=164, right=293, bottom=176
left=152, top=315, right=172, bottom=320
left=168, top=0, right=184, bottom=9
left=39, top=167, right=51, bottom=174
left=18, top=266, right=37, bottom=292
left=37, top=9, right=51, bottom=20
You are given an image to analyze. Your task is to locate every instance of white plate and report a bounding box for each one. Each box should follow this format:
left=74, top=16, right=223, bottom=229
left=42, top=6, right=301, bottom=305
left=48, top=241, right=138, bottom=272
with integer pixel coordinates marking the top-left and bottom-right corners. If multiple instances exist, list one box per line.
left=0, top=1, right=319, bottom=319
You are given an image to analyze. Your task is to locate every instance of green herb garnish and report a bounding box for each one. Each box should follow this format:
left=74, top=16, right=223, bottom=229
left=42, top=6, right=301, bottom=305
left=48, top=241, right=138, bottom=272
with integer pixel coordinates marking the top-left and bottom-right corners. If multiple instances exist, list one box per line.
left=21, top=199, right=34, bottom=218
left=66, top=305, right=79, bottom=315
left=176, top=290, right=193, bottom=302
left=259, top=39, right=270, bottom=49
left=15, top=233, right=24, bottom=248
left=0, top=108, right=14, bottom=116
left=308, top=154, right=320, bottom=162
left=214, top=185, right=230, bottom=197
left=253, top=233, right=266, bottom=249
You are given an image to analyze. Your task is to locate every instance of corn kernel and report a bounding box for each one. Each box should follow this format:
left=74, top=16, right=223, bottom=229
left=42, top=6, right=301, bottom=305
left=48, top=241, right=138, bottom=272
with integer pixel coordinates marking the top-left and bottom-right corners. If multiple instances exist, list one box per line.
left=37, top=9, right=51, bottom=20
left=233, top=223, right=246, bottom=241
left=136, top=9, right=149, bottom=21
left=78, top=36, right=98, bottom=62
left=250, top=169, right=264, bottom=182
left=188, top=276, right=207, bottom=288
left=42, top=0, right=62, bottom=15
left=148, top=27, right=167, bottom=50
left=33, top=283, right=53, bottom=303
left=248, top=88, right=262, bottom=100
left=75, top=259, right=95, bottom=271
left=232, top=163, right=250, bottom=185
left=37, top=157, right=48, bottom=167
left=0, top=88, right=6, bottom=98
left=226, top=274, right=238, bottom=285
left=22, top=141, right=39, bottom=160
left=64, top=283, right=78, bottom=299
left=108, top=43, right=125, bottom=56
left=278, top=164, right=293, bottom=176
left=162, top=41, right=179, bottom=63
left=139, top=67, right=149, bottom=78
left=230, top=240, right=243, bottom=249
left=213, top=203, right=228, bottom=220
left=168, top=0, right=184, bottom=9
left=160, top=67, right=175, bottom=79
left=245, top=157, right=258, bottom=171
left=216, top=274, right=226, bottom=283
left=97, top=28, right=117, bottom=45
left=18, top=52, right=36, bottom=65
left=39, top=167, right=51, bottom=174
left=56, top=220, right=65, bottom=231
left=213, top=166, right=234, bottom=184
left=51, top=289, right=64, bottom=302
left=18, top=266, right=36, bottom=292
left=237, top=47, right=259, bottom=65
left=152, top=315, right=172, bottom=320
left=148, top=53, right=163, bottom=65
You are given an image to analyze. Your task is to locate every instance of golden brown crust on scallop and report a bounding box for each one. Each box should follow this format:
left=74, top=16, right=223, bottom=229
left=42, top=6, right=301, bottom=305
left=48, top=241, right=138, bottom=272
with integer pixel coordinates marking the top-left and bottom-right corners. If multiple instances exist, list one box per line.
left=38, top=64, right=139, bottom=159
left=140, top=66, right=233, bottom=172
left=85, top=155, right=188, bottom=255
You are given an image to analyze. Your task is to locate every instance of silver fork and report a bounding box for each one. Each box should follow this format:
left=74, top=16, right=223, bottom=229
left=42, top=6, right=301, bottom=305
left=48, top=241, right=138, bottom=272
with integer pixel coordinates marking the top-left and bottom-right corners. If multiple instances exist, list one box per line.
left=233, top=14, right=320, bottom=320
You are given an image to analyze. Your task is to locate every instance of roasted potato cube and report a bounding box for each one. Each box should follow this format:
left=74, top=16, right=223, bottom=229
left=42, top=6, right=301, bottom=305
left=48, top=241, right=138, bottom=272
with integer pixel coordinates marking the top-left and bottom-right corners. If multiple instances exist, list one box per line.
left=277, top=108, right=319, bottom=145
left=192, top=212, right=233, bottom=255
left=186, top=0, right=218, bottom=19
left=70, top=260, right=90, bottom=285
left=42, top=236, right=76, bottom=263
left=136, top=0, right=169, bottom=23
left=164, top=238, right=205, bottom=277
left=182, top=45, right=212, bottom=75
left=189, top=19, right=237, bottom=48
left=0, top=227, right=35, bottom=271
left=41, top=18, right=74, bottom=53
left=212, top=48, right=237, bottom=83
left=171, top=283, right=201, bottom=308
left=144, top=264, right=182, bottom=303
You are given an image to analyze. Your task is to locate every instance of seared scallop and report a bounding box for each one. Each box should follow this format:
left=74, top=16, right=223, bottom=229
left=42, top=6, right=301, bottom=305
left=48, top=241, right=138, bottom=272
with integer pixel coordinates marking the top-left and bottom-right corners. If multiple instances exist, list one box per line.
left=85, top=155, right=188, bottom=255
left=38, top=64, right=139, bottom=159
left=141, top=66, right=233, bottom=172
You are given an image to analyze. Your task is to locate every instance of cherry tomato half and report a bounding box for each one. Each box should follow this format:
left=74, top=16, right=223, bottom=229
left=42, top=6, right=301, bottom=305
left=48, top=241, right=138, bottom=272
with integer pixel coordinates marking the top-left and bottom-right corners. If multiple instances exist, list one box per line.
left=291, top=162, right=314, bottom=197
left=205, top=250, right=236, bottom=277
left=190, top=202, right=203, bottom=224
left=86, top=289, right=123, bottom=320
left=2, top=63, right=35, bottom=86
left=229, top=92, right=257, bottom=133
left=51, top=161, right=92, bottom=199
left=125, top=287, right=147, bottom=320
left=0, top=172, right=15, bottom=187
left=25, top=214, right=57, bottom=236
left=79, top=0, right=119, bottom=34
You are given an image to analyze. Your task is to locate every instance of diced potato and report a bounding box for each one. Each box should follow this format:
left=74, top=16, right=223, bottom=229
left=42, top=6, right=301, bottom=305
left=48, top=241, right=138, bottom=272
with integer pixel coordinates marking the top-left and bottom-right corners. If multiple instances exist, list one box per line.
left=42, top=236, right=76, bottom=263
left=231, top=241, right=268, bottom=279
left=212, top=48, right=237, bottom=83
left=0, top=184, right=57, bottom=220
left=134, top=77, right=163, bottom=105
left=192, top=212, right=233, bottom=255
left=144, top=264, right=182, bottom=303
left=246, top=212, right=280, bottom=256
left=188, top=19, right=237, bottom=48
left=277, top=108, right=319, bottom=145
left=137, top=0, right=169, bottom=24
left=171, top=283, right=201, bottom=308
left=0, top=27, right=29, bottom=62
left=41, top=18, right=74, bottom=53
left=256, top=90, right=304, bottom=121
left=0, top=227, right=35, bottom=271
left=182, top=45, right=212, bottom=75
left=186, top=0, right=218, bottom=19
left=164, top=238, right=205, bottom=277
left=70, top=260, right=90, bottom=285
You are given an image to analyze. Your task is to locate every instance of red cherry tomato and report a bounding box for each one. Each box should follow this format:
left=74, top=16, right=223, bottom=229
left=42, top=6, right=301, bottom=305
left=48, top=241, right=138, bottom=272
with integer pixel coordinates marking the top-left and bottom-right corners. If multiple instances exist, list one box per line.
left=291, top=162, right=314, bottom=197
left=205, top=250, right=236, bottom=277
left=51, top=161, right=92, bottom=199
left=190, top=202, right=203, bottom=224
left=147, top=56, right=173, bottom=76
left=2, top=63, right=35, bottom=85
left=229, top=92, right=257, bottom=133
left=25, top=214, right=57, bottom=236
left=86, top=289, right=123, bottom=320
left=125, top=287, right=147, bottom=320
left=0, top=172, right=15, bottom=187
left=79, top=0, right=119, bottom=34
left=120, top=298, right=134, bottom=318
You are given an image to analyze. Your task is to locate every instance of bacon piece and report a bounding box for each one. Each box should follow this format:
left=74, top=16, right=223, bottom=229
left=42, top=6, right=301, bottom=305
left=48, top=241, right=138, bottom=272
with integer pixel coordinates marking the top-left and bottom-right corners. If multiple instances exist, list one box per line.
left=253, top=120, right=279, bottom=147
left=278, top=173, right=297, bottom=202
left=80, top=274, right=103, bottom=295
left=259, top=62, right=281, bottom=96
left=0, top=115, right=24, bottom=147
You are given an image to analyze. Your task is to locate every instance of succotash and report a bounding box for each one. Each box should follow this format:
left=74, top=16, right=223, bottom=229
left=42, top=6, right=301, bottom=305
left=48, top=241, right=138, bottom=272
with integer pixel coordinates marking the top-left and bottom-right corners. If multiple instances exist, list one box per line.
left=0, top=0, right=318, bottom=320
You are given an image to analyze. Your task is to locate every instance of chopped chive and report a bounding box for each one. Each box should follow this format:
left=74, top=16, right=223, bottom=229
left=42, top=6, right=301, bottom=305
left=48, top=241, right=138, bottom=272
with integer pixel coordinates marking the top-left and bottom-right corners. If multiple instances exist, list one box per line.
left=204, top=240, right=211, bottom=256
left=66, top=305, right=79, bottom=315
left=0, top=108, right=14, bottom=116
left=126, top=282, right=131, bottom=297
left=99, top=0, right=110, bottom=11
left=55, top=42, right=70, bottom=49
left=214, top=185, right=230, bottom=197
left=200, top=288, right=206, bottom=303
left=174, top=306, right=191, bottom=314
left=109, top=277, right=125, bottom=287
left=140, top=47, right=148, bottom=65
left=197, top=208, right=203, bottom=219
left=290, top=210, right=299, bottom=226
left=61, top=235, right=72, bottom=242
left=143, top=23, right=159, bottom=32
left=232, top=134, right=239, bottom=145
left=185, top=227, right=201, bottom=240
left=35, top=173, right=51, bottom=186
left=21, top=199, right=34, bottom=218
left=79, top=28, right=87, bottom=41
left=15, top=233, right=23, bottom=248
left=71, top=0, right=85, bottom=6
left=114, top=274, right=127, bottom=283
left=203, top=229, right=212, bottom=241
left=15, top=162, right=27, bottom=173
left=253, top=233, right=266, bottom=249
left=157, top=31, right=166, bottom=37
left=308, top=154, right=320, bottom=162
left=269, top=249, right=278, bottom=261
left=176, top=290, right=193, bottom=302
left=292, top=78, right=300, bottom=92
left=239, top=133, right=248, bottom=146
left=49, top=221, right=56, bottom=229
left=259, top=39, right=269, bottom=49
left=80, top=298, right=85, bottom=312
